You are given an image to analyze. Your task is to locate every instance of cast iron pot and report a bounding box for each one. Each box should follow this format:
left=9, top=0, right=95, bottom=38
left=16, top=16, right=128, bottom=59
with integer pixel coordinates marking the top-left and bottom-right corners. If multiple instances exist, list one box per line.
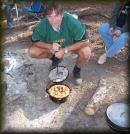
left=105, top=103, right=130, bottom=133
left=46, top=66, right=71, bottom=104
left=46, top=83, right=72, bottom=104
left=48, top=66, right=69, bottom=83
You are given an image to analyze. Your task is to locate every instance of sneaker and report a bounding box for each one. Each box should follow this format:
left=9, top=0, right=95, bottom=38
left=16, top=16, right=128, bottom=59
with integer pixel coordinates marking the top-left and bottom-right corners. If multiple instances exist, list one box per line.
left=49, top=58, right=63, bottom=71
left=7, top=22, right=14, bottom=29
left=73, top=70, right=82, bottom=86
left=98, top=54, right=107, bottom=64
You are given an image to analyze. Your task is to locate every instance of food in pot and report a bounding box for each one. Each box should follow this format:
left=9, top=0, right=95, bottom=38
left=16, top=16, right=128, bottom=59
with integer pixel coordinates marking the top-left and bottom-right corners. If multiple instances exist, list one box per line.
left=48, top=85, right=70, bottom=98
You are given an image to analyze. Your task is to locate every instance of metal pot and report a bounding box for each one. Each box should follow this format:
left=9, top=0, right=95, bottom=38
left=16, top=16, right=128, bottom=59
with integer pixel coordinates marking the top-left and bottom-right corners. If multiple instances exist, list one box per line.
left=46, top=66, right=71, bottom=104
left=46, top=83, right=71, bottom=104
left=105, top=103, right=130, bottom=133
left=48, top=66, right=69, bottom=83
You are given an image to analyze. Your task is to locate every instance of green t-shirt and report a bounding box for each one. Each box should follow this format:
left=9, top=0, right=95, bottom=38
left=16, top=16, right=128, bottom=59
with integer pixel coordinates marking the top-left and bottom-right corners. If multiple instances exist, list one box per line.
left=32, top=12, right=86, bottom=48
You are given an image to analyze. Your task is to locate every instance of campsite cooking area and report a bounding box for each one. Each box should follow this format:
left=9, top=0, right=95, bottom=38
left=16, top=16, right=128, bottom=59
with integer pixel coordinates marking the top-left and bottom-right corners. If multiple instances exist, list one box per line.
left=1, top=0, right=129, bottom=133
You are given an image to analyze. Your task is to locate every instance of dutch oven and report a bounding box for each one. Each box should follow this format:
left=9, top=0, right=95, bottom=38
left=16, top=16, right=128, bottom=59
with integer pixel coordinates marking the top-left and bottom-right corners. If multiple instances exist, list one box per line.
left=46, top=66, right=71, bottom=104
left=105, top=102, right=130, bottom=133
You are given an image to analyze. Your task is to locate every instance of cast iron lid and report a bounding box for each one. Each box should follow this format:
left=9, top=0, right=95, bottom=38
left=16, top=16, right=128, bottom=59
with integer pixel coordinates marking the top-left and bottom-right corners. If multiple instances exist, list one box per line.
left=106, top=102, right=130, bottom=129
left=48, top=66, right=69, bottom=83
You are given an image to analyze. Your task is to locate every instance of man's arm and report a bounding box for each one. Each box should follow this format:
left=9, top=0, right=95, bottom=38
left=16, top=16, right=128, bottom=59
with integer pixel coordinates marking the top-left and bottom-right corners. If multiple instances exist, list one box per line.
left=67, top=30, right=89, bottom=52
left=32, top=41, right=52, bottom=50
left=66, top=40, right=89, bottom=52
left=31, top=36, right=61, bottom=53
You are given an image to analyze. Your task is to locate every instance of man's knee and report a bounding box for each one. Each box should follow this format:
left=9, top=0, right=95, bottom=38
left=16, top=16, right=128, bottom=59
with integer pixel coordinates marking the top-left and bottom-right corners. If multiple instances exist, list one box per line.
left=79, top=46, right=91, bottom=59
left=28, top=47, right=37, bottom=58
left=84, top=46, right=91, bottom=59
left=98, top=23, right=109, bottom=34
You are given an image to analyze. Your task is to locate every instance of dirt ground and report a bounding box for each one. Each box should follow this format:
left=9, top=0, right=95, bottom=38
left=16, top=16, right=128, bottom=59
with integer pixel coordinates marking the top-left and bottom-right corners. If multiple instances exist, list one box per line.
left=0, top=0, right=129, bottom=133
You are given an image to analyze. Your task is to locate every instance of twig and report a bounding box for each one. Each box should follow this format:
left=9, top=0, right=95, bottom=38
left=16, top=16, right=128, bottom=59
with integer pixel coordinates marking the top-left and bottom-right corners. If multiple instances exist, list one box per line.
left=77, top=11, right=110, bottom=19
left=99, top=12, right=110, bottom=19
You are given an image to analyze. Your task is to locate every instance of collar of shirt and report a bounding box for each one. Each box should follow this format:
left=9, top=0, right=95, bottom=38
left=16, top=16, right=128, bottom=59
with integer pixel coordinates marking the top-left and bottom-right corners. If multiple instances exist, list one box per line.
left=52, top=26, right=60, bottom=33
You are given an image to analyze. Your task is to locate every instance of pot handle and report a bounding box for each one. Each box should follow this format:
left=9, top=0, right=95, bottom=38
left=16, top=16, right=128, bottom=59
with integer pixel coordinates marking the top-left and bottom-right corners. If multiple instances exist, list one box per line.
left=46, top=80, right=53, bottom=92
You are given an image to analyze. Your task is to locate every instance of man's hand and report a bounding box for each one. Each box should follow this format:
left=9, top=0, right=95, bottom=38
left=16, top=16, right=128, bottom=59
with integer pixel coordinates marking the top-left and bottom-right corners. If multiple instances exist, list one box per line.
left=54, top=48, right=65, bottom=59
left=109, top=27, right=114, bottom=35
left=113, top=30, right=121, bottom=36
left=51, top=42, right=61, bottom=52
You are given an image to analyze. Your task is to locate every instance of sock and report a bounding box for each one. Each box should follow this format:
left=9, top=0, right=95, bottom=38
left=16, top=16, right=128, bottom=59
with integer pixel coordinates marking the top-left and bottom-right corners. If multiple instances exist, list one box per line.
left=73, top=65, right=81, bottom=72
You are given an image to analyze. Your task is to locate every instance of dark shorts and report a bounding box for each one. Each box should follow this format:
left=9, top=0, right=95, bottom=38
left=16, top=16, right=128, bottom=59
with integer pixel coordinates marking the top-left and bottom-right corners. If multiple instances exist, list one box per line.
left=73, top=30, right=89, bottom=43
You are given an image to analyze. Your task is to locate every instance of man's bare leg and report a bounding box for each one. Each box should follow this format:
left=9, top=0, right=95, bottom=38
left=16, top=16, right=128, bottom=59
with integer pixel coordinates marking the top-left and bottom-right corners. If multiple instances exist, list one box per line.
left=73, top=45, right=91, bottom=85
left=28, top=45, right=52, bottom=59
